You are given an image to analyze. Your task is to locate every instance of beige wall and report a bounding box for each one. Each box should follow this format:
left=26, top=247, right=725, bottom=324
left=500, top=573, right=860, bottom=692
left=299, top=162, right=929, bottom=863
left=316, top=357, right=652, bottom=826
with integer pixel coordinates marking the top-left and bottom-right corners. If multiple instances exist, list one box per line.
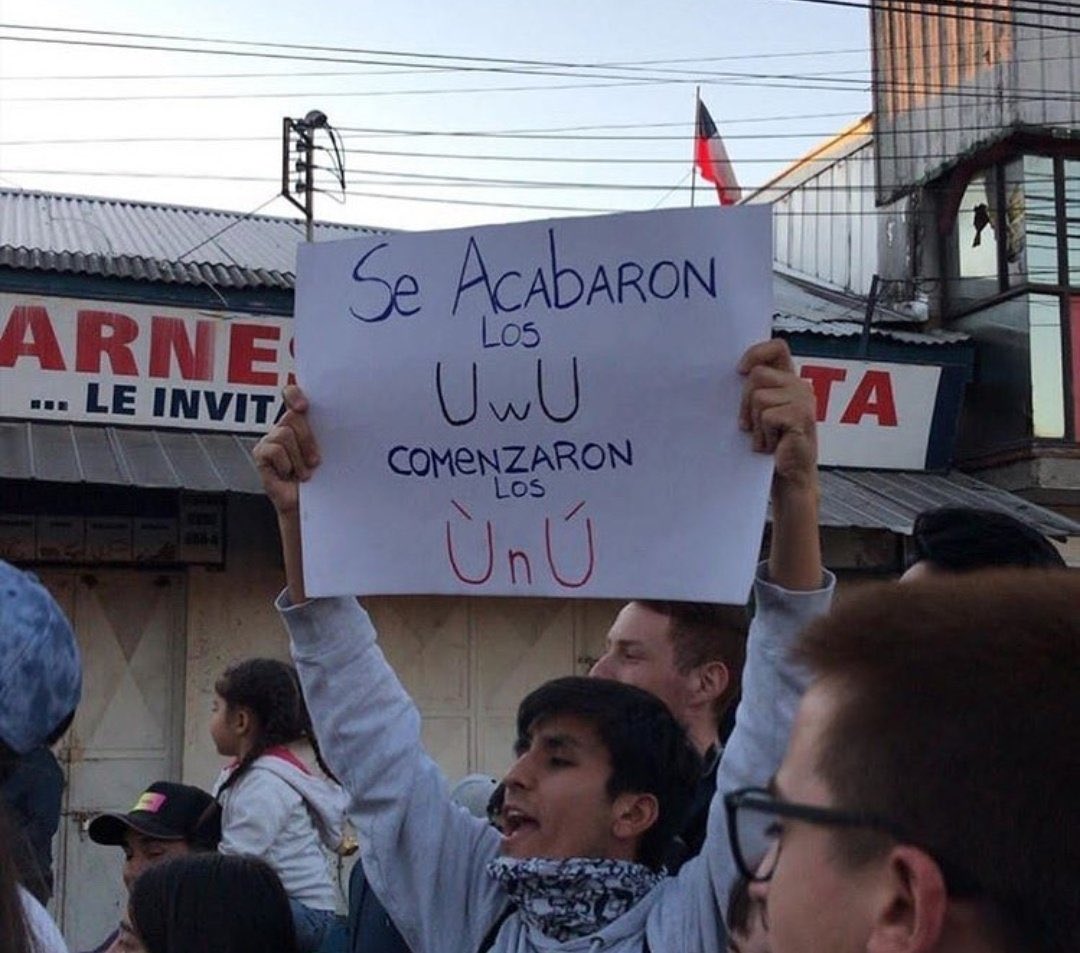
left=181, top=497, right=292, bottom=787
left=180, top=496, right=621, bottom=789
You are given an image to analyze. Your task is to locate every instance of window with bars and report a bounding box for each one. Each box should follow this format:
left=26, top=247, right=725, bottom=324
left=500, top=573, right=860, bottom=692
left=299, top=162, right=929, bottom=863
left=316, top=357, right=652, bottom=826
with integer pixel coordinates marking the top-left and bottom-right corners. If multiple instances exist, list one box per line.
left=946, top=154, right=1080, bottom=445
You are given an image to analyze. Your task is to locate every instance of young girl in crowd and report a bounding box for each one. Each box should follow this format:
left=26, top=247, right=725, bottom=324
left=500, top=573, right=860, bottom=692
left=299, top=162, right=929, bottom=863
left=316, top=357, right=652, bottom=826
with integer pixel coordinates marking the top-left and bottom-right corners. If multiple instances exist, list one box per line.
left=210, top=658, right=348, bottom=953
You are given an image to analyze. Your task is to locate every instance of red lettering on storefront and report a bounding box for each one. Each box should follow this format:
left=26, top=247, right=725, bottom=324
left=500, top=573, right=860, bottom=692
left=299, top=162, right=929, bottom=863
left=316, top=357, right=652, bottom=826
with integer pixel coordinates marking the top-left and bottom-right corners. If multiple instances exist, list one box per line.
left=76, top=310, right=139, bottom=375
left=228, top=323, right=280, bottom=386
left=0, top=305, right=66, bottom=370
left=149, top=316, right=215, bottom=380
left=799, top=364, right=848, bottom=422
left=840, top=370, right=898, bottom=426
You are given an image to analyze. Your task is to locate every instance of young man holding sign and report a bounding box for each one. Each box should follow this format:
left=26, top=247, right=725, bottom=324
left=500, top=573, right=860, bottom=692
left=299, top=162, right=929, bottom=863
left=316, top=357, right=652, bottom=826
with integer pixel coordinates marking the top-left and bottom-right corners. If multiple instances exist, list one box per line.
left=255, top=338, right=832, bottom=952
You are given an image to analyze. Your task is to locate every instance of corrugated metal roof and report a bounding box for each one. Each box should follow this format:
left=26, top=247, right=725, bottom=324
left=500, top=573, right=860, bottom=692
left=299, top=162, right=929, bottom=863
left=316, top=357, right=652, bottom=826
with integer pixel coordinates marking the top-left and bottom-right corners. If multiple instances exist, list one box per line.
left=0, top=421, right=261, bottom=494
left=0, top=188, right=382, bottom=290
left=4, top=421, right=1077, bottom=538
left=0, top=188, right=968, bottom=351
left=815, top=468, right=1080, bottom=539
left=773, top=273, right=970, bottom=346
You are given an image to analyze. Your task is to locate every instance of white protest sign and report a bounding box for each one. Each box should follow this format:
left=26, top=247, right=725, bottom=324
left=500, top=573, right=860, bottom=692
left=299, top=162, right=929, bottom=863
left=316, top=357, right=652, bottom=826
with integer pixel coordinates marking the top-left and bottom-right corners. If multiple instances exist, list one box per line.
left=295, top=206, right=773, bottom=601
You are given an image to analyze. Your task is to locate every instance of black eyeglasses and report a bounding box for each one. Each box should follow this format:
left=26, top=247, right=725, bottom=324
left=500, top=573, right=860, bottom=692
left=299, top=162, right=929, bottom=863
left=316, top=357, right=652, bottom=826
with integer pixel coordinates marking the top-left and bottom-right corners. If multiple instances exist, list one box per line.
left=723, top=786, right=981, bottom=897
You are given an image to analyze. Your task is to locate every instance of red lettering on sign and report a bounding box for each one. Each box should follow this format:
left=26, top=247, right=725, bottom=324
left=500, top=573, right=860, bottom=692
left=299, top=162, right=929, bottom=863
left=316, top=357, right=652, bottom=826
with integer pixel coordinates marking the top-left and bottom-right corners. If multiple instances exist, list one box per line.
left=76, top=311, right=139, bottom=375
left=799, top=364, right=847, bottom=422
left=286, top=335, right=296, bottom=386
left=228, top=324, right=280, bottom=386
left=149, top=316, right=215, bottom=381
left=840, top=370, right=898, bottom=426
left=0, top=305, right=66, bottom=370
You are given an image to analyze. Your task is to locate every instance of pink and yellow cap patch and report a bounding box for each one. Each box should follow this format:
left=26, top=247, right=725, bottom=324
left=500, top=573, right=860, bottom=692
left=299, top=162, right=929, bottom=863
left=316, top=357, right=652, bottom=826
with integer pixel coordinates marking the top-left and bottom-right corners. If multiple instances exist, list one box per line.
left=131, top=791, right=168, bottom=814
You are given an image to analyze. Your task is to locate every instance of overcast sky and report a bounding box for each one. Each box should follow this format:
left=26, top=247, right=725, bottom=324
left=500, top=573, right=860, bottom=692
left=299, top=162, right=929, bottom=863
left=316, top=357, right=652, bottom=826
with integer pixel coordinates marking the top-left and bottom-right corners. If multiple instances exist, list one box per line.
left=0, top=1, right=871, bottom=231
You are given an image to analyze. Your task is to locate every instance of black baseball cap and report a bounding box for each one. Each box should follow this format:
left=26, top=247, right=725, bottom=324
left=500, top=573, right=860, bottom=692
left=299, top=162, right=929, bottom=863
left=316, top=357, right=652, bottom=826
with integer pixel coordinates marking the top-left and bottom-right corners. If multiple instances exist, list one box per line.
left=88, top=781, right=221, bottom=849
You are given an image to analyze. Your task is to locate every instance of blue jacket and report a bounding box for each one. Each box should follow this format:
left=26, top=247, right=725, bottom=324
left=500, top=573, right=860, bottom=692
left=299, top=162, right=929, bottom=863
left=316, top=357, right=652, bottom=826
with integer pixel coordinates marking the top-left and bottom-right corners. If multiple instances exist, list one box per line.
left=348, top=859, right=412, bottom=953
left=1, top=746, right=64, bottom=903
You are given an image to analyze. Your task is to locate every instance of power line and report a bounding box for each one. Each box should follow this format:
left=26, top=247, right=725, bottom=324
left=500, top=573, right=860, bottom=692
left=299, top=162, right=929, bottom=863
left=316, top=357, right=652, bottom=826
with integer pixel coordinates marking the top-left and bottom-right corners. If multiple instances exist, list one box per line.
left=5, top=57, right=1080, bottom=104
left=3, top=133, right=1066, bottom=168
left=332, top=187, right=620, bottom=214
left=0, top=68, right=461, bottom=82
left=174, top=193, right=288, bottom=260
left=782, top=0, right=1080, bottom=36
left=0, top=78, right=675, bottom=102
left=11, top=163, right=1076, bottom=199
left=0, top=24, right=868, bottom=88
left=4, top=24, right=1080, bottom=106
left=0, top=48, right=873, bottom=82
left=9, top=72, right=1080, bottom=104
left=3, top=8, right=1079, bottom=86
left=0, top=30, right=690, bottom=81
left=0, top=116, right=860, bottom=149
left=4, top=167, right=1069, bottom=221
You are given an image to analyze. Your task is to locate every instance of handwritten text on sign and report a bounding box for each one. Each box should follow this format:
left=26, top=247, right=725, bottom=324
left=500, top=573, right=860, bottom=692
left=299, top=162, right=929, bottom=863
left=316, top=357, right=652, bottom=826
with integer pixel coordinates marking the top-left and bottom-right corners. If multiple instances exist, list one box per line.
left=295, top=207, right=774, bottom=601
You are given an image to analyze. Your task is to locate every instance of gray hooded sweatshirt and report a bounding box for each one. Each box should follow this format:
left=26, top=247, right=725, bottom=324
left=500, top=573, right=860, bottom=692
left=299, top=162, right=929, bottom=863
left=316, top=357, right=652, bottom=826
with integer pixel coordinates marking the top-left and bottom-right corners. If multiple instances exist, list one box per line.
left=214, top=747, right=348, bottom=910
left=283, top=564, right=834, bottom=952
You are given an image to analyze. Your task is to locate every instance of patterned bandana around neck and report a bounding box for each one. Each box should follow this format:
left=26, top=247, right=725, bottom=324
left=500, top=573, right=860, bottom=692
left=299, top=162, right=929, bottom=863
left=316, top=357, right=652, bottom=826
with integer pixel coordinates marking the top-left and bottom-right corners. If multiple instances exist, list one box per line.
left=486, top=856, right=662, bottom=942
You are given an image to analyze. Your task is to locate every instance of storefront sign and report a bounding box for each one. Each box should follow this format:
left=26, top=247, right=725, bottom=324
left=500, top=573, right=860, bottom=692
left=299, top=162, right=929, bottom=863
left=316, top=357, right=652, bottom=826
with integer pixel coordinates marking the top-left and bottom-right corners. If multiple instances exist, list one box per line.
left=794, top=357, right=942, bottom=469
left=0, top=294, right=294, bottom=433
left=295, top=206, right=774, bottom=602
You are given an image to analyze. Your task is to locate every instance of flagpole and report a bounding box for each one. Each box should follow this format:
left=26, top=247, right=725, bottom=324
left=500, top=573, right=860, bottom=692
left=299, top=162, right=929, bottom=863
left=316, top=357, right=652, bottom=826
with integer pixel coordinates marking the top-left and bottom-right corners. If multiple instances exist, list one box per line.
left=691, top=85, right=699, bottom=208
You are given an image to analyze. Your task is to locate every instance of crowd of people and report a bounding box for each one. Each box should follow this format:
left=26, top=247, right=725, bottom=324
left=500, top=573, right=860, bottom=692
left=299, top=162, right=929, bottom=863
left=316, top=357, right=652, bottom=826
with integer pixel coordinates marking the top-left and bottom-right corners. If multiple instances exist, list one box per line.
left=0, top=338, right=1076, bottom=953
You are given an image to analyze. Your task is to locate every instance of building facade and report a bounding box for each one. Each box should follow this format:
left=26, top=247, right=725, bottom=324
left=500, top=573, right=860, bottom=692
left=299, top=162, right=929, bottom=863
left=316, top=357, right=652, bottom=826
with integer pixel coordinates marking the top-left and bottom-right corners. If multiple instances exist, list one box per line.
left=870, top=0, right=1080, bottom=518
left=2, top=178, right=1076, bottom=946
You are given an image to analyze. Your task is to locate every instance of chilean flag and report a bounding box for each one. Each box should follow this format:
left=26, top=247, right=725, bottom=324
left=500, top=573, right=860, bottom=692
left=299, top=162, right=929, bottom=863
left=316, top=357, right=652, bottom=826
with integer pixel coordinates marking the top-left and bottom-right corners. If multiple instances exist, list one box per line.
left=695, top=100, right=741, bottom=206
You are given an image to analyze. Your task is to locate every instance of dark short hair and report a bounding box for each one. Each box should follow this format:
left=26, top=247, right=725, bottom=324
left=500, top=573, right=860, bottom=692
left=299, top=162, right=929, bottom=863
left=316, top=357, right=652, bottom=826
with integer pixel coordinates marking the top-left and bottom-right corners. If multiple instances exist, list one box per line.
left=516, top=676, right=702, bottom=871
left=911, top=506, right=1065, bottom=572
left=795, top=569, right=1079, bottom=953
left=637, top=601, right=749, bottom=723
left=129, top=853, right=298, bottom=953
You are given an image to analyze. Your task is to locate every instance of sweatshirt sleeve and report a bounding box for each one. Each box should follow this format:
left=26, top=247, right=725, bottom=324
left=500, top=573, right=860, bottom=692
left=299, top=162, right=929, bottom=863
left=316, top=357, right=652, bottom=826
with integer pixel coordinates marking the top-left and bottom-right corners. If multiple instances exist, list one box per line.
left=281, top=593, right=506, bottom=953
left=649, top=562, right=835, bottom=952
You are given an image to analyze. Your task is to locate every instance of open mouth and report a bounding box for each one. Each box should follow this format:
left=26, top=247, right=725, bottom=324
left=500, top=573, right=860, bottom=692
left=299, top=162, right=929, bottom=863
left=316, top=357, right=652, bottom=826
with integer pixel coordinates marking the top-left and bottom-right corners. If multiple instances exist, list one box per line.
left=500, top=806, right=539, bottom=843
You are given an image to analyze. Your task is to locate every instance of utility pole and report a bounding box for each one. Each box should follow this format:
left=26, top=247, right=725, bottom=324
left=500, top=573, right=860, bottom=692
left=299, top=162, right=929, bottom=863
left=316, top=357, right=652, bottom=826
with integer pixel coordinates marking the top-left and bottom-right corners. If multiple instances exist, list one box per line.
left=858, top=274, right=881, bottom=359
left=281, top=110, right=333, bottom=242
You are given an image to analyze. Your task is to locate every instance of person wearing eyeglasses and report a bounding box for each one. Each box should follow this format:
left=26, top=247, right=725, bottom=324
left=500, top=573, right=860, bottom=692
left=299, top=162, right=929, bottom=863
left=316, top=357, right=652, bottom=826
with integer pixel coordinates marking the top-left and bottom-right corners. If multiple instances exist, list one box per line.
left=723, top=568, right=1079, bottom=953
